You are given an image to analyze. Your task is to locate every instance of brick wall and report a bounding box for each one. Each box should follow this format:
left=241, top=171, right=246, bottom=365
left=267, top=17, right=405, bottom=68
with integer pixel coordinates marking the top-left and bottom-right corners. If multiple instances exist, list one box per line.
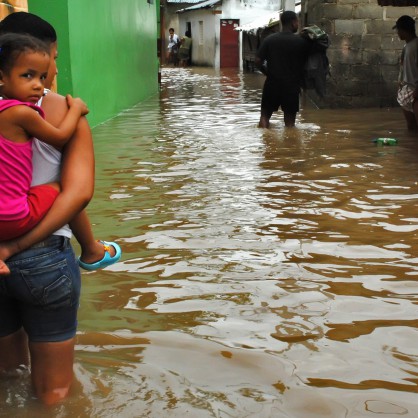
left=0, top=1, right=27, bottom=20
left=303, top=0, right=418, bottom=108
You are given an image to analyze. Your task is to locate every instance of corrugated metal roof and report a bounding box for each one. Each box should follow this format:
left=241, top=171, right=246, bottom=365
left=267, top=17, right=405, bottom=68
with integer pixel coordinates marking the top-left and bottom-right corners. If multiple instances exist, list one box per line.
left=236, top=11, right=282, bottom=32
left=177, top=0, right=221, bottom=13
left=167, top=1, right=205, bottom=3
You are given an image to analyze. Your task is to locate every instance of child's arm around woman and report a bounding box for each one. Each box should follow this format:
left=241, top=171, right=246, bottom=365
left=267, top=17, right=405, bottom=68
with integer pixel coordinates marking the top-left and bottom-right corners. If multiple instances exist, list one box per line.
left=0, top=33, right=120, bottom=275
left=8, top=94, right=88, bottom=146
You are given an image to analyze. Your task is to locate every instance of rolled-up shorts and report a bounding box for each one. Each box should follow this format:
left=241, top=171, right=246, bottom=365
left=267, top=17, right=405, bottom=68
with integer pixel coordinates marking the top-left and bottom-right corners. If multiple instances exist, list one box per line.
left=0, top=235, right=81, bottom=342
left=397, top=84, right=415, bottom=112
left=0, top=184, right=59, bottom=240
left=261, top=77, right=301, bottom=115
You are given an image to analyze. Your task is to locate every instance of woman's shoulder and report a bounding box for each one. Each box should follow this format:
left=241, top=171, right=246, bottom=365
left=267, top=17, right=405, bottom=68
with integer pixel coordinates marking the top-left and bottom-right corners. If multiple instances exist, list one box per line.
left=41, top=91, right=68, bottom=125
left=43, top=91, right=67, bottom=105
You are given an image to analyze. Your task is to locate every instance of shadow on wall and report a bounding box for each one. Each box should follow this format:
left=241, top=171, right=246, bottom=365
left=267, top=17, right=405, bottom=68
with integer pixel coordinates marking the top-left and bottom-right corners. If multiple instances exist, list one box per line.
left=0, top=0, right=28, bottom=20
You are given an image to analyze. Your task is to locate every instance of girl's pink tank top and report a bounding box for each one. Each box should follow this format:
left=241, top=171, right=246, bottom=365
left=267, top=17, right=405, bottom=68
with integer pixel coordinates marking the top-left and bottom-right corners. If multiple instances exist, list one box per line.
left=0, top=99, right=45, bottom=221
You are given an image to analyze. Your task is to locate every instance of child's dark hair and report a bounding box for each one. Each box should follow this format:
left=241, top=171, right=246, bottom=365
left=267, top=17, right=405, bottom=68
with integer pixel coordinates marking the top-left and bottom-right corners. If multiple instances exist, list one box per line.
left=0, top=33, right=50, bottom=74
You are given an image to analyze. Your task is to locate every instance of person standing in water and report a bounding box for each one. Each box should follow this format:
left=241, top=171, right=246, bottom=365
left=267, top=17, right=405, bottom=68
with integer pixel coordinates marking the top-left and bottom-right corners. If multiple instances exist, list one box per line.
left=255, top=11, right=310, bottom=128
left=0, top=12, right=120, bottom=405
left=179, top=30, right=192, bottom=67
left=394, top=15, right=418, bottom=131
left=166, top=27, right=180, bottom=66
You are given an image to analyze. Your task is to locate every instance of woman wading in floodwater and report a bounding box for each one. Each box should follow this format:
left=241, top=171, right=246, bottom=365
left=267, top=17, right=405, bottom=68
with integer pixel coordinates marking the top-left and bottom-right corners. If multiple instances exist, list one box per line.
left=0, top=12, right=120, bottom=405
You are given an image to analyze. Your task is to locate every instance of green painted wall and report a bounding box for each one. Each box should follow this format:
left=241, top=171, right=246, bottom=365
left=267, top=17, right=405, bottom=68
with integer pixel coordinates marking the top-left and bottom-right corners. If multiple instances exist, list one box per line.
left=28, top=0, right=158, bottom=127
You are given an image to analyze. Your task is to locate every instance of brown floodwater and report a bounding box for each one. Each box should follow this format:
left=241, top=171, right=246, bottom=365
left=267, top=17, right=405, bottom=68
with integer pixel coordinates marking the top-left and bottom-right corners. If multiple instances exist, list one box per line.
left=1, top=67, right=418, bottom=417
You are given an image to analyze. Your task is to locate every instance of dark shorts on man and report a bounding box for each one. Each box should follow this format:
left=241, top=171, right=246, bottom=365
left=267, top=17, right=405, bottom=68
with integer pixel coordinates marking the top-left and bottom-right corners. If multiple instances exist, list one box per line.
left=261, top=77, right=301, bottom=116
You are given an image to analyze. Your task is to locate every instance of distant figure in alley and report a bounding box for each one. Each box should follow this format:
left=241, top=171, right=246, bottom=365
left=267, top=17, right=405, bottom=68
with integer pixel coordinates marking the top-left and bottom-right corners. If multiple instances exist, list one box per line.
left=255, top=11, right=310, bottom=128
left=394, top=15, right=418, bottom=131
left=166, top=27, right=180, bottom=66
left=179, top=30, right=192, bottom=67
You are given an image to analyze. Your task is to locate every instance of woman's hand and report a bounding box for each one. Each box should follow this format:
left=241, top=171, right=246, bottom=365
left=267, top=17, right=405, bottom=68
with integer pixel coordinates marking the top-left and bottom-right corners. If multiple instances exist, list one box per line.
left=0, top=259, right=10, bottom=275
left=0, top=241, right=20, bottom=275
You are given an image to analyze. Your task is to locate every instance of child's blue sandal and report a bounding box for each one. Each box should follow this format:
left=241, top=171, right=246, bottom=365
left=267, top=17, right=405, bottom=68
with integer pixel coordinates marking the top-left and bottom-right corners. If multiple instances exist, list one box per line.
left=78, top=240, right=122, bottom=271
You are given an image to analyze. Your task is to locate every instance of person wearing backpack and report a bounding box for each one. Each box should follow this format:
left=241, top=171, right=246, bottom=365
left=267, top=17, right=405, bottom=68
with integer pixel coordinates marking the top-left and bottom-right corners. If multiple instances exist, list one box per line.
left=300, top=25, right=330, bottom=98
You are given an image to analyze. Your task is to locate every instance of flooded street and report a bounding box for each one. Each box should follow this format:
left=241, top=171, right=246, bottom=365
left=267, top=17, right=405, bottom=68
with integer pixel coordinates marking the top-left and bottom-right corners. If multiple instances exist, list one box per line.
left=2, top=67, right=418, bottom=417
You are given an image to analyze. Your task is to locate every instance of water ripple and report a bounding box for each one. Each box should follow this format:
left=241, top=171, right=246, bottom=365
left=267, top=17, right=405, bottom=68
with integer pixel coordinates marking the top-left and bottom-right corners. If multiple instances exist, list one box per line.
left=6, top=67, right=418, bottom=416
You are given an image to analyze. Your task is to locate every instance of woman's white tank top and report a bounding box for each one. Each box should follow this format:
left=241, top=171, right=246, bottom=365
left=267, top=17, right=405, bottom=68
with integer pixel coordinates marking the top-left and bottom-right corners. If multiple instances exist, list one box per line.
left=32, top=91, right=71, bottom=238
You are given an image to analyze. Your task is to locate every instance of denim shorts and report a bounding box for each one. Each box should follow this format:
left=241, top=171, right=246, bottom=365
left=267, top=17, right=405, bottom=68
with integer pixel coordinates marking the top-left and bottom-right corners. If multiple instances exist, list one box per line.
left=0, top=236, right=81, bottom=342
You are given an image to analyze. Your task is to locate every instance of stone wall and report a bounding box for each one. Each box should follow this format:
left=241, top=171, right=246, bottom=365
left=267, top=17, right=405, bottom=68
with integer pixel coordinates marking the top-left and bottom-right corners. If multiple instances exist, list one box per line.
left=302, top=0, right=418, bottom=108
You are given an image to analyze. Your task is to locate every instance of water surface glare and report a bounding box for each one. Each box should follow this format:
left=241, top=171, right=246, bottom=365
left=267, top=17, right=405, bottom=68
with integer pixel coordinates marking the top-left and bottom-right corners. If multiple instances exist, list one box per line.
left=2, top=67, right=418, bottom=417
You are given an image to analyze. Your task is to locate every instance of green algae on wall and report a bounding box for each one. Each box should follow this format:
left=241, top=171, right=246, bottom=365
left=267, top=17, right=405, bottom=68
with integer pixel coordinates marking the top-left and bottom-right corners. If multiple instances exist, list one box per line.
left=28, top=0, right=158, bottom=127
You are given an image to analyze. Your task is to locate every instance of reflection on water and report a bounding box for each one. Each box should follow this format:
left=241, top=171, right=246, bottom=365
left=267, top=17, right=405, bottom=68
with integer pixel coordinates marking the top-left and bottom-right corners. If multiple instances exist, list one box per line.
left=1, top=67, right=418, bottom=417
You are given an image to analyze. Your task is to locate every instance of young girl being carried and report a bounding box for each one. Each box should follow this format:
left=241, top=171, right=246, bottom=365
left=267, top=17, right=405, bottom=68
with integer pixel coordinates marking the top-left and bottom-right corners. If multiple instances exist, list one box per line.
left=0, top=33, right=121, bottom=274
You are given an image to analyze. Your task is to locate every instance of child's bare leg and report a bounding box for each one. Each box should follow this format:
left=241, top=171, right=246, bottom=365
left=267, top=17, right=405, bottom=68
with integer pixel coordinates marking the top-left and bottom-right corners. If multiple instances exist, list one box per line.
left=69, top=210, right=116, bottom=264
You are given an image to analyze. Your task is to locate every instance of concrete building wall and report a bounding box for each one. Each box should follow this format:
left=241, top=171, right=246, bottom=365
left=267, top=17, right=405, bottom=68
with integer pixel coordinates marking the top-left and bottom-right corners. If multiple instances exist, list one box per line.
left=28, top=0, right=159, bottom=127
left=303, top=0, right=418, bottom=108
left=178, top=9, right=219, bottom=66
left=165, top=4, right=181, bottom=40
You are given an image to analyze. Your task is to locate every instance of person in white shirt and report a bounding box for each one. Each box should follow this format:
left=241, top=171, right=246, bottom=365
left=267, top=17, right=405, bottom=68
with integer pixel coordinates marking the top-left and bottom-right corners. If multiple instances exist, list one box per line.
left=166, top=27, right=180, bottom=66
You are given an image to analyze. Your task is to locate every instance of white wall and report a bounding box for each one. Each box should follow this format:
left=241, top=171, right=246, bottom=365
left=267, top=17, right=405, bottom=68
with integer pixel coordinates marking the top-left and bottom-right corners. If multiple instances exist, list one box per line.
left=179, top=9, right=219, bottom=67
left=177, top=0, right=297, bottom=69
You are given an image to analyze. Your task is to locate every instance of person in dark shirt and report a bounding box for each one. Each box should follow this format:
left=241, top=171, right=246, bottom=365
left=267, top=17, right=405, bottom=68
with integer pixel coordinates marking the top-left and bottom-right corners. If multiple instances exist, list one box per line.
left=255, top=11, right=310, bottom=128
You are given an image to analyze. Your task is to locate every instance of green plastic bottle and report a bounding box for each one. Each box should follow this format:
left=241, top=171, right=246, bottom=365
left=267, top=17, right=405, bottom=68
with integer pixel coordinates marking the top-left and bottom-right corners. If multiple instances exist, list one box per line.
left=373, top=138, right=398, bottom=146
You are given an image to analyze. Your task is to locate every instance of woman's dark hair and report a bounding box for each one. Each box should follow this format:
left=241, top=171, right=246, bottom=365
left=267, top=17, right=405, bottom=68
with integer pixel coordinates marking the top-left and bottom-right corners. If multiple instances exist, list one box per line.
left=0, top=12, right=57, bottom=44
left=0, top=33, right=50, bottom=73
